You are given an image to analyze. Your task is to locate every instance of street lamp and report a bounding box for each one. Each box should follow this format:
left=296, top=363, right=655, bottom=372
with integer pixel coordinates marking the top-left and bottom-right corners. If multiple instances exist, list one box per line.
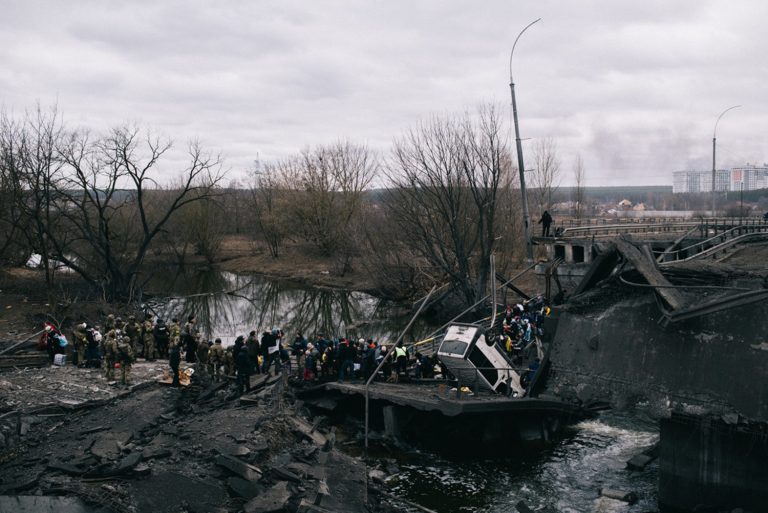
left=509, top=17, right=540, bottom=262
left=712, top=105, right=741, bottom=216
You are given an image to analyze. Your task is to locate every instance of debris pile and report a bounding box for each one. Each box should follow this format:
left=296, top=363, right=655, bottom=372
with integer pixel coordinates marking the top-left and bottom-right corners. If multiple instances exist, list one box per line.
left=0, top=363, right=408, bottom=512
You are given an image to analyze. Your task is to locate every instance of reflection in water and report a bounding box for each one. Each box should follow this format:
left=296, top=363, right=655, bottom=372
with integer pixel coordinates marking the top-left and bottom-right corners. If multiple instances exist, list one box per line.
left=145, top=269, right=431, bottom=346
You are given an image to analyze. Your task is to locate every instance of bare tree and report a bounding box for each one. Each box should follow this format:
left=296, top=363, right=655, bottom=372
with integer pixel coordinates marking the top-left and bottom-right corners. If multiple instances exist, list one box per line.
left=51, top=126, right=225, bottom=300
left=530, top=137, right=561, bottom=214
left=0, top=112, right=30, bottom=265
left=573, top=154, right=585, bottom=220
left=0, top=106, right=66, bottom=298
left=251, top=163, right=291, bottom=258
left=290, top=141, right=377, bottom=258
left=384, top=105, right=510, bottom=306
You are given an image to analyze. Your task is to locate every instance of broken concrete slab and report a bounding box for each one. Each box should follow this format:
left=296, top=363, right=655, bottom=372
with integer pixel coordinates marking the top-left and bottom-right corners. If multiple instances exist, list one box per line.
left=599, top=488, right=638, bottom=504
left=227, top=476, right=260, bottom=500
left=0, top=472, right=42, bottom=493
left=0, top=496, right=110, bottom=513
left=626, top=453, right=654, bottom=471
left=216, top=453, right=262, bottom=481
left=285, top=461, right=325, bottom=481
left=314, top=451, right=367, bottom=513
left=47, top=460, right=86, bottom=476
left=243, top=481, right=291, bottom=513
left=288, top=416, right=326, bottom=446
left=83, top=451, right=142, bottom=478
left=270, top=465, right=301, bottom=483
left=90, top=430, right=132, bottom=460
left=131, top=471, right=226, bottom=513
left=142, top=447, right=172, bottom=460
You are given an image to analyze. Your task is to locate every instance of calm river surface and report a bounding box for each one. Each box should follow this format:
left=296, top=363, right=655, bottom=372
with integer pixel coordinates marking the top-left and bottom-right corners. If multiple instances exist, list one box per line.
left=145, top=269, right=435, bottom=346
left=147, top=269, right=659, bottom=512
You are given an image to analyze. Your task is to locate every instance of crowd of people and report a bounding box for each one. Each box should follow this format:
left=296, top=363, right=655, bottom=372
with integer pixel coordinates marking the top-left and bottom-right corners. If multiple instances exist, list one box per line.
left=35, top=296, right=551, bottom=393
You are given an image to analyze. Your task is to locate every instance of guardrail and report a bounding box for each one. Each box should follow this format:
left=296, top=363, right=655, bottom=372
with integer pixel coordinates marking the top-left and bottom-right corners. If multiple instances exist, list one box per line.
left=659, top=224, right=768, bottom=264
left=558, top=217, right=768, bottom=239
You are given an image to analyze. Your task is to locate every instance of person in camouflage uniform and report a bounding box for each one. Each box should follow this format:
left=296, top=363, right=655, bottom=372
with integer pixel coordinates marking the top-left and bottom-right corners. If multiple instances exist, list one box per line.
left=104, top=314, right=115, bottom=334
left=72, top=322, right=88, bottom=367
left=208, top=338, right=226, bottom=382
left=115, top=316, right=125, bottom=331
left=223, top=346, right=235, bottom=377
left=117, top=336, right=135, bottom=386
left=142, top=314, right=156, bottom=361
left=124, top=315, right=141, bottom=354
left=169, top=318, right=181, bottom=351
left=196, top=338, right=210, bottom=378
left=103, top=330, right=118, bottom=381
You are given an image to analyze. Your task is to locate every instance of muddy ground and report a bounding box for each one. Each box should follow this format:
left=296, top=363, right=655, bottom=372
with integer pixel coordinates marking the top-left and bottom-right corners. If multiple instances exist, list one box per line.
left=0, top=360, right=411, bottom=513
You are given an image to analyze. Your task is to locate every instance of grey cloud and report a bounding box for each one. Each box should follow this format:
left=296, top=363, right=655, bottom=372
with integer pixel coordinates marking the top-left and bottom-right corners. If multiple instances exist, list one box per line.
left=1, top=0, right=767, bottom=186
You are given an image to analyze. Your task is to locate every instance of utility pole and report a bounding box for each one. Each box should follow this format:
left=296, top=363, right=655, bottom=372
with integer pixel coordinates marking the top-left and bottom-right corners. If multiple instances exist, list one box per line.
left=509, top=18, right=540, bottom=262
left=712, top=105, right=740, bottom=216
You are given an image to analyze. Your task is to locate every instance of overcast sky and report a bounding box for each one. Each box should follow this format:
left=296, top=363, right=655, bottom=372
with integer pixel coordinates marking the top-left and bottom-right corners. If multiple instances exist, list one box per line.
left=2, top=0, right=766, bottom=186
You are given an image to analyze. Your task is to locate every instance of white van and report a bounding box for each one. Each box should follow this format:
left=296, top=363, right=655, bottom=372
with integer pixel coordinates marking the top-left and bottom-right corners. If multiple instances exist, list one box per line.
left=437, top=323, right=524, bottom=396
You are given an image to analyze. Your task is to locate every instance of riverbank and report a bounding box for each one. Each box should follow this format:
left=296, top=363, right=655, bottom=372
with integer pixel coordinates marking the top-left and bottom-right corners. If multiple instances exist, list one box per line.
left=214, top=236, right=382, bottom=294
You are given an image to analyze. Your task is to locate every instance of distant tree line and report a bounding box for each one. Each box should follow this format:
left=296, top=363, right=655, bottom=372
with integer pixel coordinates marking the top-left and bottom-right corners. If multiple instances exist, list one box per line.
left=1, top=103, right=565, bottom=306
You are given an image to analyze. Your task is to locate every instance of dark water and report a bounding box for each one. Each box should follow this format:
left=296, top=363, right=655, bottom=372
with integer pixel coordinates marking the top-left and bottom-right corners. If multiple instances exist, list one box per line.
left=147, top=270, right=659, bottom=512
left=387, top=411, right=659, bottom=513
left=145, top=269, right=435, bottom=346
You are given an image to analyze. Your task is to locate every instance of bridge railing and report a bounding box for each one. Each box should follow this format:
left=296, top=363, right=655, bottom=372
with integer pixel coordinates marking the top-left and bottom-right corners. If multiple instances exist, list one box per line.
left=659, top=223, right=768, bottom=263
left=558, top=217, right=768, bottom=239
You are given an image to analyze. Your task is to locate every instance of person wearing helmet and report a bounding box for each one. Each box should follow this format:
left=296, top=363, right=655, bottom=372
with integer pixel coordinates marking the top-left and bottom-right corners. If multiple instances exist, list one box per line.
left=104, top=314, right=116, bottom=333
left=124, top=315, right=141, bottom=354
left=117, top=336, right=135, bottom=386
left=72, top=322, right=88, bottom=367
left=142, top=314, right=157, bottom=361
left=208, top=338, right=225, bottom=382
left=103, top=330, right=118, bottom=381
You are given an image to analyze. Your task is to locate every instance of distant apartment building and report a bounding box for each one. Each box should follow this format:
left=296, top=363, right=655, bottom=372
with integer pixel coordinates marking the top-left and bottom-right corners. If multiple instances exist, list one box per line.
left=730, top=166, right=768, bottom=191
left=672, top=170, right=730, bottom=193
left=673, top=167, right=768, bottom=193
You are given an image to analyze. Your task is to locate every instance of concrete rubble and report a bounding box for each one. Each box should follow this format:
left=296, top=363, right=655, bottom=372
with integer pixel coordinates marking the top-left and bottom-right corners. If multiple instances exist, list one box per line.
left=0, top=360, right=411, bottom=512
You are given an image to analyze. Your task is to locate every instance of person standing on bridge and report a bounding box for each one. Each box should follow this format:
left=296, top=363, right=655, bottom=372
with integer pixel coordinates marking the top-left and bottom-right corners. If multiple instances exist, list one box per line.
left=538, top=210, right=553, bottom=237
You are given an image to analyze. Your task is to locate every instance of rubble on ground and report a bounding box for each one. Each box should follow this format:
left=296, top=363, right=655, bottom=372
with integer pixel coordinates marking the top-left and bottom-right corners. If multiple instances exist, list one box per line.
left=0, top=362, right=408, bottom=512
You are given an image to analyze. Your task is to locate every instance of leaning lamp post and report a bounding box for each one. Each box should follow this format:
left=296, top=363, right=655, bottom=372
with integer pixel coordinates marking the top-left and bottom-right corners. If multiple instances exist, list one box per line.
left=509, top=18, right=540, bottom=262
left=711, top=105, right=741, bottom=216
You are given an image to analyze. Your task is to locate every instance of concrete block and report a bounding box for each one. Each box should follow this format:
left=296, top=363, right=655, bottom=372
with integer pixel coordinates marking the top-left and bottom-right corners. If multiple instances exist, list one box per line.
left=626, top=453, right=654, bottom=471
left=271, top=466, right=301, bottom=483
left=600, top=488, right=638, bottom=504
left=227, top=476, right=260, bottom=500
left=382, top=406, right=400, bottom=438
left=216, top=454, right=262, bottom=481
left=243, top=481, right=291, bottom=513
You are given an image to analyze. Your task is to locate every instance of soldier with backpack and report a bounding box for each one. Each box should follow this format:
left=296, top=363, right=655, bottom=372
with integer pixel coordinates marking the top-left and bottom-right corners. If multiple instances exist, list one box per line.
left=117, top=336, right=135, bottom=386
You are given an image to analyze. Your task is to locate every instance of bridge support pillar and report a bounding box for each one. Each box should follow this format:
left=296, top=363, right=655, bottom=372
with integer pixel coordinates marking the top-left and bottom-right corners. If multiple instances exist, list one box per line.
left=564, top=244, right=574, bottom=263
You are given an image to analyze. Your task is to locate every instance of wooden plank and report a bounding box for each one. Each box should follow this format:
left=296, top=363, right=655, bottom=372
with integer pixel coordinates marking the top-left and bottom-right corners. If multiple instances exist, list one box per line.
left=0, top=330, right=45, bottom=354
left=615, top=237, right=686, bottom=311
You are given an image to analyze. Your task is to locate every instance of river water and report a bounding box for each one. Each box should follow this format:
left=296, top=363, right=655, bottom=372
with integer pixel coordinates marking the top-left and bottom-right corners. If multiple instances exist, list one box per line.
left=147, top=270, right=660, bottom=512
left=387, top=411, right=659, bottom=512
left=146, top=269, right=434, bottom=346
